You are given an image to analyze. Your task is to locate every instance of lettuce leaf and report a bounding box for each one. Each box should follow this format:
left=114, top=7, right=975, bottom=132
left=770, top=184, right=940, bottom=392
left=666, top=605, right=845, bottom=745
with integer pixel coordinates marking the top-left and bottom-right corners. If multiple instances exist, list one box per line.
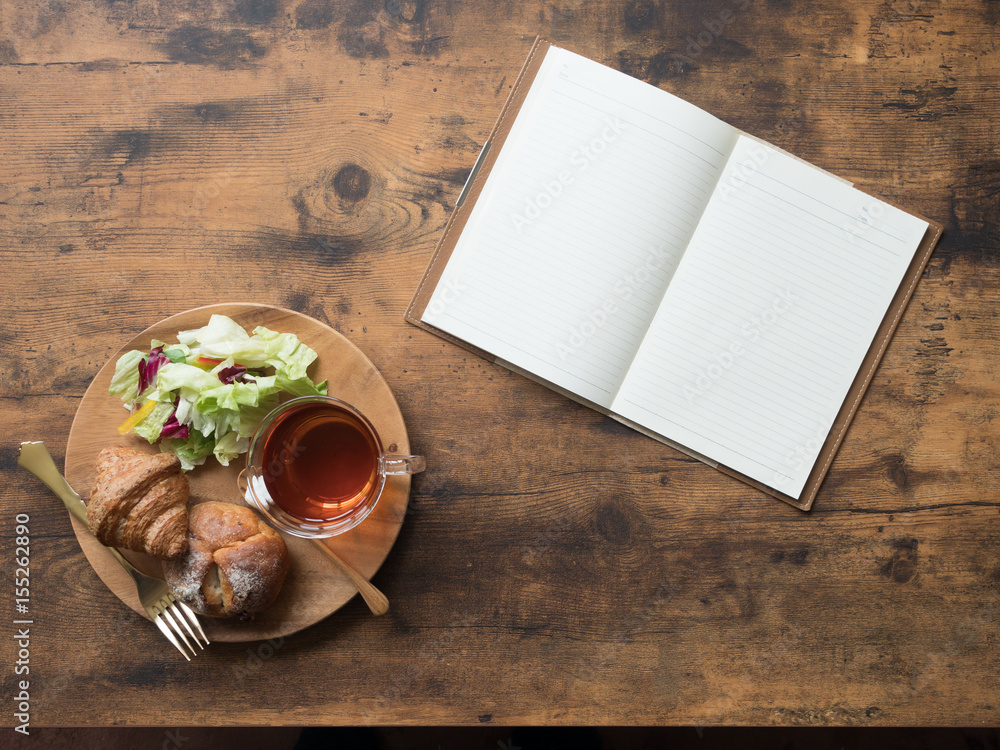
left=153, top=362, right=224, bottom=396
left=213, top=430, right=249, bottom=467
left=108, top=349, right=145, bottom=403
left=236, top=392, right=281, bottom=438
left=253, top=326, right=319, bottom=380
left=131, top=400, right=176, bottom=443
left=161, top=431, right=215, bottom=471
left=196, top=381, right=265, bottom=413
left=276, top=373, right=328, bottom=398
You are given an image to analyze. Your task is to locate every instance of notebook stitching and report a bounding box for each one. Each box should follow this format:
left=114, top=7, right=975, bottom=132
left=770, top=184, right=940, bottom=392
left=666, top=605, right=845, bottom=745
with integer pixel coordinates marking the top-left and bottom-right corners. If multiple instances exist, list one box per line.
left=811, top=223, right=942, bottom=485
left=409, top=39, right=546, bottom=320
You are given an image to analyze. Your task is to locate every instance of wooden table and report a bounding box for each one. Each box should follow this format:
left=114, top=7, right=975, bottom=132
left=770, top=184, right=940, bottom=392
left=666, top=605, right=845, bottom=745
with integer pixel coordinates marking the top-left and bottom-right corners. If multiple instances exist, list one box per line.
left=3, top=0, right=998, bottom=727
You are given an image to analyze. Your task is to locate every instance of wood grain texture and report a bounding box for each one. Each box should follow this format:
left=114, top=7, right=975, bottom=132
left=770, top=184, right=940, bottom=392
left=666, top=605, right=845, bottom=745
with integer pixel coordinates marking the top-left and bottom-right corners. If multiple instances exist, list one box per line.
left=2, top=0, right=998, bottom=728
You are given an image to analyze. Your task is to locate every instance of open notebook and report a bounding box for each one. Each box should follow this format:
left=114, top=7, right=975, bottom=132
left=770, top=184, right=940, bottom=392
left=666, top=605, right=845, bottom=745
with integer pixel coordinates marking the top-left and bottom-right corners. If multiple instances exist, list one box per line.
left=407, top=38, right=941, bottom=510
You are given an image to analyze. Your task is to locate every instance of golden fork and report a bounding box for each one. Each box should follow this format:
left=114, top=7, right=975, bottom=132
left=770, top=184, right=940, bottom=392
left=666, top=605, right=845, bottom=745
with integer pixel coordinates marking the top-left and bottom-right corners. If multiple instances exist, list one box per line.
left=18, top=442, right=209, bottom=660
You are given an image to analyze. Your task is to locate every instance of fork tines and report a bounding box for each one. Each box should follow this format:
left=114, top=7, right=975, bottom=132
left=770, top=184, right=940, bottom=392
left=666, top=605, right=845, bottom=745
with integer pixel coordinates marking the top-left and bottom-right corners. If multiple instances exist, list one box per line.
left=152, top=596, right=210, bottom=661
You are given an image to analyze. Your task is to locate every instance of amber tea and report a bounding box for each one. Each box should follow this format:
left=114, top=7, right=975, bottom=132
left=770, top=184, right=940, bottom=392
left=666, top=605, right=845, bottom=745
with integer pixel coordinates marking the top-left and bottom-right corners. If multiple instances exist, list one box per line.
left=260, top=400, right=380, bottom=522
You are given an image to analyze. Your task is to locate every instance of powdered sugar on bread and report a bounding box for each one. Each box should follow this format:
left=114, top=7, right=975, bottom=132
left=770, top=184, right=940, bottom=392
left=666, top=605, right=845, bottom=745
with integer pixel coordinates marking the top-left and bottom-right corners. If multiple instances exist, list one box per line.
left=165, top=502, right=290, bottom=619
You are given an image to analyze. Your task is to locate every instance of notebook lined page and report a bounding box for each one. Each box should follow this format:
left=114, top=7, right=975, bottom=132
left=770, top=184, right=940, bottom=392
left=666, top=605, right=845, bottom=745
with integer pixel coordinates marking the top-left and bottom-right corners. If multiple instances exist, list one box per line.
left=612, top=135, right=930, bottom=497
left=421, top=46, right=740, bottom=408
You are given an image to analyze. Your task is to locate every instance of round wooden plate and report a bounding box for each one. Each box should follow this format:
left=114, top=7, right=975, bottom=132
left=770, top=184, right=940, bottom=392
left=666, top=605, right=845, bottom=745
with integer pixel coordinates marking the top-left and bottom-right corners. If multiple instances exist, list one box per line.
left=64, top=303, right=411, bottom=642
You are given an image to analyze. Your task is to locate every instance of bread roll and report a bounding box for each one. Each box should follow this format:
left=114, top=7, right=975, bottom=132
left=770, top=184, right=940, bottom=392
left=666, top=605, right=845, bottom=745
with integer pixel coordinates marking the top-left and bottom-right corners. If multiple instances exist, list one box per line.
left=165, top=502, right=290, bottom=619
left=88, top=446, right=189, bottom=559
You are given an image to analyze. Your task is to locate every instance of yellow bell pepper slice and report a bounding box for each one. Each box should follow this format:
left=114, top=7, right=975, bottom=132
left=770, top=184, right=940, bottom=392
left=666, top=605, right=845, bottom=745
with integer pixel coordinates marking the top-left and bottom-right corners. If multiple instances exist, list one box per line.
left=117, top=399, right=158, bottom=435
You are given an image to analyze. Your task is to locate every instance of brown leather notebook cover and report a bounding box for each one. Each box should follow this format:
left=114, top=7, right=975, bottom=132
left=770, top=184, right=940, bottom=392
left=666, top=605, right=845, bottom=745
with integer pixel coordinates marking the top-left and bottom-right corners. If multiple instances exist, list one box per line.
left=405, top=36, right=943, bottom=511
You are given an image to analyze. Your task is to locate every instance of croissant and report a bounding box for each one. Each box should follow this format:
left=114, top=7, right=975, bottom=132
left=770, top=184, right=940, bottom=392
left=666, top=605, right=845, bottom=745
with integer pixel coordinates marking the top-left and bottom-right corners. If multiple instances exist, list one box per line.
left=87, top=445, right=189, bottom=559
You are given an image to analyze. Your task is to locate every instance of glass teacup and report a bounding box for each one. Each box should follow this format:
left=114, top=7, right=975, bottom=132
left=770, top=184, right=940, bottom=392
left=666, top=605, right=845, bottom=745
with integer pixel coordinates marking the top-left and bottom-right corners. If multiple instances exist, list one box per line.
left=239, top=395, right=424, bottom=538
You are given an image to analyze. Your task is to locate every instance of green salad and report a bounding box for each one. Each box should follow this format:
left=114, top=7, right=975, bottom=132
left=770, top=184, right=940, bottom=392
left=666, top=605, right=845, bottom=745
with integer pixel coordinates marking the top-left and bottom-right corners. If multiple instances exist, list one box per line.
left=110, top=314, right=327, bottom=470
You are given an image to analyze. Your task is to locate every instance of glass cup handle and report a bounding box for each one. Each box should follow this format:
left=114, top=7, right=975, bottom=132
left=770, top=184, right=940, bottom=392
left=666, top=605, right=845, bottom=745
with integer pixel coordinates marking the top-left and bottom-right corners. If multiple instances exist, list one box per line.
left=383, top=454, right=426, bottom=475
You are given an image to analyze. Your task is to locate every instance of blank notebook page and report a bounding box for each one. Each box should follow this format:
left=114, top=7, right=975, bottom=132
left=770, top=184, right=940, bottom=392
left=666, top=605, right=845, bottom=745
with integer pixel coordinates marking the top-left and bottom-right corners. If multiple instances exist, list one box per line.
left=421, top=46, right=740, bottom=408
left=613, top=135, right=930, bottom=497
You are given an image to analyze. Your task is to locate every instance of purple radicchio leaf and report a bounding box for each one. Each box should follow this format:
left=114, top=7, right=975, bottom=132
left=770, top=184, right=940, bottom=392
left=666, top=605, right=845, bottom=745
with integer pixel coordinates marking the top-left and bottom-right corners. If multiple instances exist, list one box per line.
left=218, top=364, right=248, bottom=384
left=137, top=345, right=169, bottom=394
left=159, top=408, right=190, bottom=440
